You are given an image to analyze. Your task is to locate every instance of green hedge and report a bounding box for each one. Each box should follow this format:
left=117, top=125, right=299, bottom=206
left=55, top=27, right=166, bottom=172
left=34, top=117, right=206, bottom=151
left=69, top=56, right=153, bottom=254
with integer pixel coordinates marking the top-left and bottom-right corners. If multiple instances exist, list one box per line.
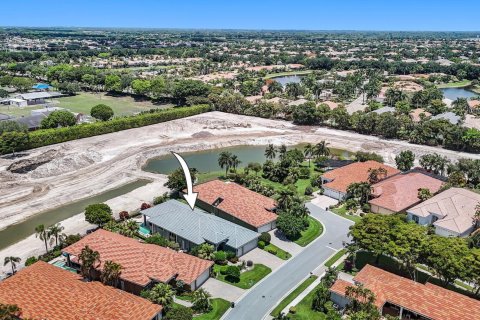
left=26, top=104, right=211, bottom=150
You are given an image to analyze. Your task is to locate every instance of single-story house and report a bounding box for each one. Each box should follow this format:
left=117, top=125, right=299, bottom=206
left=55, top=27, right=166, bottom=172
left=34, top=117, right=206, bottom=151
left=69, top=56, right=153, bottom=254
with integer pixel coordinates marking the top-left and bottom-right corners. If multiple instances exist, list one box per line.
left=330, top=264, right=480, bottom=320
left=431, top=112, right=461, bottom=125
left=14, top=113, right=49, bottom=130
left=321, top=160, right=400, bottom=200
left=369, top=172, right=444, bottom=214
left=371, top=106, right=395, bottom=114
left=142, top=200, right=260, bottom=256
left=316, top=159, right=354, bottom=171
left=410, top=108, right=432, bottom=122
left=4, top=98, right=28, bottom=107
left=192, top=180, right=278, bottom=233
left=14, top=91, right=63, bottom=105
left=407, top=187, right=480, bottom=237
left=63, top=229, right=213, bottom=293
left=0, top=261, right=163, bottom=320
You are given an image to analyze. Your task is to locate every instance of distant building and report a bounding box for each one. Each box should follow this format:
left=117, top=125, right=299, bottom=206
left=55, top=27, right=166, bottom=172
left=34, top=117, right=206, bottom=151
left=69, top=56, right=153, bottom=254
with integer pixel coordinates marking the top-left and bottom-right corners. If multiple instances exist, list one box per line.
left=13, top=91, right=63, bottom=105
left=431, top=112, right=461, bottom=125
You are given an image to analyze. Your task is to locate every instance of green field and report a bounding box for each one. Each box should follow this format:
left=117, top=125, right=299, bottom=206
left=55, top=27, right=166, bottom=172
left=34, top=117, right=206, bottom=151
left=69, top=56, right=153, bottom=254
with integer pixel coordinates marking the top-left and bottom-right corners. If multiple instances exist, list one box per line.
left=0, top=92, right=173, bottom=117
left=193, top=298, right=230, bottom=320
left=294, top=217, right=323, bottom=247
left=437, top=80, right=471, bottom=88
left=270, top=275, right=318, bottom=317
left=213, top=264, right=272, bottom=289
left=331, top=205, right=362, bottom=223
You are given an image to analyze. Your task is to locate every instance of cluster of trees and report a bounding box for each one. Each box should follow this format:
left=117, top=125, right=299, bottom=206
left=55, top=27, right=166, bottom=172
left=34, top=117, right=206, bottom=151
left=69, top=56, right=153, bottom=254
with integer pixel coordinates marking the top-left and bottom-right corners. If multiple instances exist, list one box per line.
left=349, top=214, right=480, bottom=295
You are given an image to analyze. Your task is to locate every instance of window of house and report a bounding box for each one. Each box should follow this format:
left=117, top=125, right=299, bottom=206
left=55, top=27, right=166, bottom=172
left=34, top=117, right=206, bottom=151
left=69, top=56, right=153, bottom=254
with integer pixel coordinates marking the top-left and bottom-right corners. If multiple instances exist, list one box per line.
left=412, top=215, right=419, bottom=223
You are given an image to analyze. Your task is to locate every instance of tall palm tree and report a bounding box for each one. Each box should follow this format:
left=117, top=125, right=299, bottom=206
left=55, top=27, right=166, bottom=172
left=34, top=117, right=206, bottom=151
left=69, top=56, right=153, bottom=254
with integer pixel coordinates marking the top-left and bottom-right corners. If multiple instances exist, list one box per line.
left=48, top=223, right=64, bottom=248
left=35, top=224, right=50, bottom=253
left=278, top=144, right=287, bottom=160
left=101, top=260, right=123, bottom=287
left=78, top=245, right=101, bottom=281
left=304, top=143, right=314, bottom=167
left=218, top=151, right=233, bottom=176
left=230, top=154, right=241, bottom=172
left=145, top=283, right=175, bottom=310
left=314, top=141, right=330, bottom=158
left=264, top=144, right=277, bottom=160
left=3, top=256, right=21, bottom=275
left=0, top=304, right=21, bottom=320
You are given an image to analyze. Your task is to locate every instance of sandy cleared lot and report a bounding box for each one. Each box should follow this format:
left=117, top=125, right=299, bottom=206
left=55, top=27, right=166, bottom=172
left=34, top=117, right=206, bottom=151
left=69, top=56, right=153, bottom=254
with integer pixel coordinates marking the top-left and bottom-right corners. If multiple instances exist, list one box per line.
left=1, top=111, right=480, bottom=274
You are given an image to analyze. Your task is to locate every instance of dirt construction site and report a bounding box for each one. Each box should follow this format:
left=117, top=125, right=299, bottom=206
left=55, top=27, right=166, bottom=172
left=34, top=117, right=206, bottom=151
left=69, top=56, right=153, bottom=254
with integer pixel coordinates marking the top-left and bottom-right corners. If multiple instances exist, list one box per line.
left=1, top=111, right=480, bottom=273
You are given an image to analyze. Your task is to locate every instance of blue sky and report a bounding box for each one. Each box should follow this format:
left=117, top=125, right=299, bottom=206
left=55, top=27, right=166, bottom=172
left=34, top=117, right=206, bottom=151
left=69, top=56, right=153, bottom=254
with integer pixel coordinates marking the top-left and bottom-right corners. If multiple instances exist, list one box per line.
left=3, top=0, right=480, bottom=31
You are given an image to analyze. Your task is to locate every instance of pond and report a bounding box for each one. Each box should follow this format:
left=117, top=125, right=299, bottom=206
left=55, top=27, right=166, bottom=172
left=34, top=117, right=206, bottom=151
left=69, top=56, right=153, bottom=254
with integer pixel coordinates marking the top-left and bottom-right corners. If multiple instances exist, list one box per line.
left=271, top=75, right=304, bottom=87
left=441, top=87, right=479, bottom=100
left=142, top=144, right=353, bottom=175
left=0, top=179, right=151, bottom=251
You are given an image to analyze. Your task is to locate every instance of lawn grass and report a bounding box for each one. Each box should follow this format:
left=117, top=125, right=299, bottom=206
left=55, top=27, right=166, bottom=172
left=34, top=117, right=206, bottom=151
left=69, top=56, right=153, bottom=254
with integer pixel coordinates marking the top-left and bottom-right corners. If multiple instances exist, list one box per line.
left=194, top=298, right=230, bottom=320
left=270, top=275, right=318, bottom=317
left=264, top=70, right=313, bottom=79
left=324, top=249, right=347, bottom=267
left=294, top=216, right=323, bottom=247
left=288, top=282, right=327, bottom=320
left=264, top=243, right=291, bottom=260
left=437, top=80, right=471, bottom=88
left=330, top=205, right=362, bottom=223
left=176, top=293, right=194, bottom=302
left=214, top=264, right=272, bottom=289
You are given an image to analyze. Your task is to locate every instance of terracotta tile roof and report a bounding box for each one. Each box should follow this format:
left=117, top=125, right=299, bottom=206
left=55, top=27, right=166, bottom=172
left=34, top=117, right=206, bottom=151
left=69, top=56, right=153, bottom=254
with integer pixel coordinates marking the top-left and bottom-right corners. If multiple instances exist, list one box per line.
left=63, top=229, right=213, bottom=287
left=408, top=188, right=480, bottom=234
left=468, top=100, right=480, bottom=109
left=0, top=261, right=161, bottom=320
left=410, top=108, right=432, bottom=122
left=193, top=180, right=277, bottom=228
left=322, top=161, right=400, bottom=193
left=331, top=265, right=480, bottom=320
left=369, top=172, right=444, bottom=212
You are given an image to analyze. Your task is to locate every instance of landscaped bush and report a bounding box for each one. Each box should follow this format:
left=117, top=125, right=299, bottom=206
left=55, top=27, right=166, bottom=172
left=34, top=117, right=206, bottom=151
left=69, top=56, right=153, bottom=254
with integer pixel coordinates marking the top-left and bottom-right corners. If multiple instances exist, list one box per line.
left=304, top=185, right=314, bottom=195
left=25, top=256, right=38, bottom=266
left=267, top=247, right=277, bottom=255
left=298, top=167, right=310, bottom=179
left=18, top=105, right=211, bottom=153
left=224, top=265, right=241, bottom=282
left=259, top=232, right=271, bottom=244
left=119, top=211, right=129, bottom=220
left=140, top=203, right=151, bottom=210
left=213, top=251, right=227, bottom=264
left=165, top=305, right=193, bottom=320
left=289, top=306, right=297, bottom=314
left=258, top=240, right=266, bottom=249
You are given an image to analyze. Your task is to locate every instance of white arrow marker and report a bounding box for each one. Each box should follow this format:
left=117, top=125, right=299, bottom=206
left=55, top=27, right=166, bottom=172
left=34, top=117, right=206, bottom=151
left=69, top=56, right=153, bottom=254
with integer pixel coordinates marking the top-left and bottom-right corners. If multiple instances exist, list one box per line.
left=171, top=152, right=198, bottom=210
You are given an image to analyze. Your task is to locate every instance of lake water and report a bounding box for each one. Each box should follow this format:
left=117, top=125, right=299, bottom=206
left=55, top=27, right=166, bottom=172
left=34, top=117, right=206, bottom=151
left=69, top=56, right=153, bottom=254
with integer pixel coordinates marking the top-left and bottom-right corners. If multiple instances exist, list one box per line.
left=271, top=75, right=304, bottom=87
left=143, top=145, right=352, bottom=174
left=0, top=179, right=151, bottom=250
left=441, top=87, right=479, bottom=100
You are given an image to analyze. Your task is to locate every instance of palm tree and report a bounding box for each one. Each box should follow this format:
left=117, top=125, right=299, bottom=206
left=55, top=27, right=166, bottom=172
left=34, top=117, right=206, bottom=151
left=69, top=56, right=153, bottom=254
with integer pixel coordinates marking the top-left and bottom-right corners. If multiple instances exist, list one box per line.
left=144, top=283, right=175, bottom=310
left=0, top=304, right=21, bottom=320
left=78, top=245, right=101, bottom=281
left=314, top=141, right=330, bottom=158
left=304, top=143, right=314, bottom=167
left=101, top=260, right=123, bottom=287
left=118, top=220, right=138, bottom=238
left=192, top=288, right=212, bottom=313
left=367, top=167, right=387, bottom=184
left=347, top=182, right=372, bottom=205
left=48, top=223, right=64, bottom=248
left=265, top=144, right=277, bottom=160
left=473, top=203, right=480, bottom=229
left=218, top=151, right=233, bottom=176
left=278, top=144, right=287, bottom=160
left=3, top=256, right=21, bottom=275
left=35, top=224, right=50, bottom=253
left=230, top=154, right=241, bottom=173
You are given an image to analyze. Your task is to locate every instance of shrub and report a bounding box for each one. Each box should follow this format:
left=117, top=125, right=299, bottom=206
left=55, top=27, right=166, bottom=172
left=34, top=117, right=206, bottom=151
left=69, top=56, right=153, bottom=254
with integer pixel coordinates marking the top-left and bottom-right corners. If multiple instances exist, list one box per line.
left=305, top=185, right=314, bottom=195
left=289, top=306, right=297, bottom=314
left=165, top=305, right=193, bottom=320
left=258, top=240, right=266, bottom=249
left=91, top=104, right=114, bottom=121
left=224, top=265, right=241, bottom=282
left=226, top=251, right=236, bottom=260
left=229, top=256, right=239, bottom=263
left=267, top=247, right=277, bottom=255
left=361, top=203, right=371, bottom=212
left=25, top=256, right=38, bottom=266
left=119, top=211, right=129, bottom=220
left=145, top=233, right=169, bottom=247
left=140, top=203, right=151, bottom=210
left=259, top=232, right=271, bottom=244
left=153, top=193, right=169, bottom=205
left=84, top=203, right=112, bottom=226
left=213, top=251, right=227, bottom=264
left=62, top=233, right=82, bottom=246
left=298, top=166, right=310, bottom=179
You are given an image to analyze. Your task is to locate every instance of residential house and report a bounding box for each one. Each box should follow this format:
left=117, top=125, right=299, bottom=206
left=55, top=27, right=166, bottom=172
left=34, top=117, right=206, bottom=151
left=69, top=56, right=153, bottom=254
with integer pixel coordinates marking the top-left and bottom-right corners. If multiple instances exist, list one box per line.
left=63, top=229, right=213, bottom=293
left=14, top=91, right=63, bottom=105
left=407, top=187, right=480, bottom=237
left=192, top=180, right=277, bottom=232
left=0, top=261, right=162, bottom=320
left=321, top=160, right=400, bottom=200
left=431, top=112, right=461, bottom=125
left=410, top=108, right=431, bottom=122
left=142, top=200, right=260, bottom=256
left=369, top=172, right=444, bottom=214
left=330, top=264, right=480, bottom=320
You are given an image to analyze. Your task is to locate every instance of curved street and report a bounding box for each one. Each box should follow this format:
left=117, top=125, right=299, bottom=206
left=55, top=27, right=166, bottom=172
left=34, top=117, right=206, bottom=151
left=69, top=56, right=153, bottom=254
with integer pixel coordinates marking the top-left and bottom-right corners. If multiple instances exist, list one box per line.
left=222, top=203, right=354, bottom=320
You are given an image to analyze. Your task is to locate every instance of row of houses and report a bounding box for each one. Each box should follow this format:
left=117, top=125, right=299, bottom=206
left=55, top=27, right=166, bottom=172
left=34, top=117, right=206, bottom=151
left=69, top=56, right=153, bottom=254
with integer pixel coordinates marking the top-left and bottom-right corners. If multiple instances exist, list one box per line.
left=0, top=180, right=278, bottom=319
left=321, top=160, right=480, bottom=237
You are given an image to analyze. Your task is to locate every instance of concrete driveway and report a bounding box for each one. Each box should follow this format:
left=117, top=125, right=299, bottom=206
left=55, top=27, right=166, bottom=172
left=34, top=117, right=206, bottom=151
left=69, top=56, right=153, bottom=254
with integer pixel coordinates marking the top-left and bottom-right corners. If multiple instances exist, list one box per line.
left=241, top=248, right=284, bottom=271
left=202, top=278, right=245, bottom=302
left=310, top=194, right=339, bottom=210
left=222, top=203, right=353, bottom=320
left=269, top=229, right=303, bottom=256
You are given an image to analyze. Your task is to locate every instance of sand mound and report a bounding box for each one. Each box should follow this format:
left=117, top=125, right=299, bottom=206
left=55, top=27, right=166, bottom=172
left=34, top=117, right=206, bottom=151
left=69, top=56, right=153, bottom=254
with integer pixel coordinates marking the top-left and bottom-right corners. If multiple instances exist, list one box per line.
left=29, top=150, right=102, bottom=178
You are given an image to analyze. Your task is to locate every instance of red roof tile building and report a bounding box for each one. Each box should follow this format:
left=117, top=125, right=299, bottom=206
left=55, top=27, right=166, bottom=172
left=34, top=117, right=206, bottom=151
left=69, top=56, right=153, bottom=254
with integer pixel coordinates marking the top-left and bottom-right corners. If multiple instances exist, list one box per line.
left=0, top=261, right=162, bottom=320
left=369, top=172, right=444, bottom=214
left=330, top=264, right=480, bottom=320
left=192, top=180, right=277, bottom=232
left=320, top=161, right=400, bottom=200
left=63, top=229, right=213, bottom=293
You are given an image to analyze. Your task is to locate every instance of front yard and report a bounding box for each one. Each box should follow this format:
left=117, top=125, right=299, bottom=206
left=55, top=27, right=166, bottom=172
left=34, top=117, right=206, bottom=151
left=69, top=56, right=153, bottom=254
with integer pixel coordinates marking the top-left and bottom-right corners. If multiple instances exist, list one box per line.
left=287, top=282, right=327, bottom=320
left=294, top=216, right=323, bottom=247
left=270, top=275, right=318, bottom=317
left=213, top=263, right=272, bottom=289
left=193, top=298, right=230, bottom=320
left=263, top=243, right=292, bottom=260
left=330, top=205, right=362, bottom=223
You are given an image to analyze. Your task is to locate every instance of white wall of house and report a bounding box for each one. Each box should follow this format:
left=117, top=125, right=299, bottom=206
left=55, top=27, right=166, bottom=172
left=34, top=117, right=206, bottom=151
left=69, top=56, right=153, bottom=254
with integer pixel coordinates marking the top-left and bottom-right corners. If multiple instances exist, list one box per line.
left=330, top=292, right=350, bottom=309
left=191, top=268, right=211, bottom=290
left=237, top=238, right=258, bottom=256
left=257, top=221, right=276, bottom=233
left=370, top=204, right=395, bottom=215
left=323, top=186, right=346, bottom=201
left=406, top=212, right=431, bottom=226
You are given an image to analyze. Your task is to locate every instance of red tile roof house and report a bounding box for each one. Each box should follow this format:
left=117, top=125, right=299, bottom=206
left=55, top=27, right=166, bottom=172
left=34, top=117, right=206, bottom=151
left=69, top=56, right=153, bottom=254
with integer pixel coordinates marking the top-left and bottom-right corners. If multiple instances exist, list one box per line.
left=368, top=172, right=444, bottom=214
left=0, top=261, right=162, bottom=320
left=320, top=160, right=400, bottom=201
left=407, top=187, right=480, bottom=237
left=63, top=229, right=213, bottom=294
left=330, top=264, right=480, bottom=320
left=191, top=180, right=278, bottom=233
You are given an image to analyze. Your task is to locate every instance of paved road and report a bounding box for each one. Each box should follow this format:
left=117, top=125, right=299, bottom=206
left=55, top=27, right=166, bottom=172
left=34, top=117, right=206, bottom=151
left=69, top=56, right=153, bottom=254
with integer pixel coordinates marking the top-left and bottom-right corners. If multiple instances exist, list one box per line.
left=222, top=203, right=353, bottom=320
